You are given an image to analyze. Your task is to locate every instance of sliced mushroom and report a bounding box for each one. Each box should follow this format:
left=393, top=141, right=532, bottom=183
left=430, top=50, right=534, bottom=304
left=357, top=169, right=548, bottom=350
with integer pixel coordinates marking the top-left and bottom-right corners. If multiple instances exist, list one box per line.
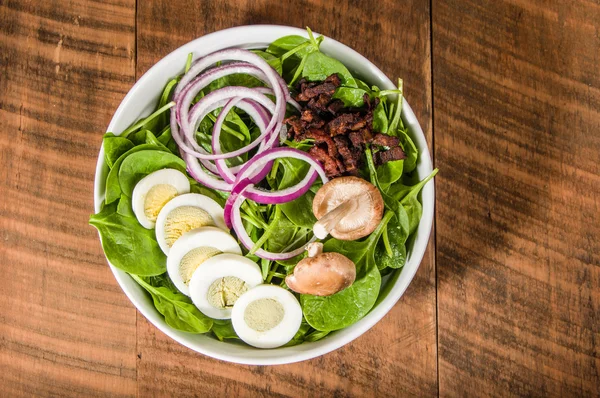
left=285, top=242, right=356, bottom=296
left=312, top=176, right=384, bottom=241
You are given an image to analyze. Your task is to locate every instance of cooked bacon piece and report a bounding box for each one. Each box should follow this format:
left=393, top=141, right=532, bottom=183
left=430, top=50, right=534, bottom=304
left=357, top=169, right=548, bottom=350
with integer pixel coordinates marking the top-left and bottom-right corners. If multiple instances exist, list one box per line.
left=327, top=99, right=344, bottom=115
left=299, top=110, right=325, bottom=129
left=371, top=133, right=400, bottom=148
left=296, top=82, right=337, bottom=101
left=309, top=146, right=343, bottom=177
left=307, top=93, right=332, bottom=114
left=333, top=136, right=361, bottom=175
left=328, top=113, right=367, bottom=136
left=305, top=129, right=338, bottom=158
left=348, top=129, right=374, bottom=148
left=374, top=146, right=406, bottom=165
left=324, top=74, right=342, bottom=86
left=286, top=74, right=407, bottom=178
left=283, top=115, right=303, bottom=139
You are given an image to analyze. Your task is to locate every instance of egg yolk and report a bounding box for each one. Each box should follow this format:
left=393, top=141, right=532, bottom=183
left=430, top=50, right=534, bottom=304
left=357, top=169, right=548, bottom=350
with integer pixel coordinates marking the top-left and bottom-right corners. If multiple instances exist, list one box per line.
left=244, top=298, right=285, bottom=332
left=163, top=206, right=214, bottom=247
left=144, top=184, right=178, bottom=222
left=207, top=277, right=248, bottom=309
left=179, top=247, right=222, bottom=285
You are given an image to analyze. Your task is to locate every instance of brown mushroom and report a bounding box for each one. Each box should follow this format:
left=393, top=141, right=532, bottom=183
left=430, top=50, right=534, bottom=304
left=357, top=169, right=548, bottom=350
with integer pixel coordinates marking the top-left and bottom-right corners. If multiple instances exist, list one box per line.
left=285, top=243, right=356, bottom=296
left=312, top=176, right=384, bottom=241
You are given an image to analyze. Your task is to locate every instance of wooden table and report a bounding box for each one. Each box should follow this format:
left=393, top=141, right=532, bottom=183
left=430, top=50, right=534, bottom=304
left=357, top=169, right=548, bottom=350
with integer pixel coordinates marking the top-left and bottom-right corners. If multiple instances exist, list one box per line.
left=1, top=0, right=598, bottom=396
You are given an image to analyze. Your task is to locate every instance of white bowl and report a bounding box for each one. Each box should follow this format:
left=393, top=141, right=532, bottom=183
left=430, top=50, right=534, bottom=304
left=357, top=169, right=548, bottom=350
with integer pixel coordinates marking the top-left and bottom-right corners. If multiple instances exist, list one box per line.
left=93, top=25, right=434, bottom=365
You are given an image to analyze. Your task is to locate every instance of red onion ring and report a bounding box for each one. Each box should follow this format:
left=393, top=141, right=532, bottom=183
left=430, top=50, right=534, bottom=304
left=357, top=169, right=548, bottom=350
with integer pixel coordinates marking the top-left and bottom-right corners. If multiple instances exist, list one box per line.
left=230, top=180, right=317, bottom=261
left=170, top=49, right=330, bottom=260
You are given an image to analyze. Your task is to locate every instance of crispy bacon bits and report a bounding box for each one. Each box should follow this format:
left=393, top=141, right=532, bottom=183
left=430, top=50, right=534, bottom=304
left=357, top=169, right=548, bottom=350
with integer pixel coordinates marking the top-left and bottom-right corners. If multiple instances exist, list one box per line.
left=285, top=74, right=406, bottom=177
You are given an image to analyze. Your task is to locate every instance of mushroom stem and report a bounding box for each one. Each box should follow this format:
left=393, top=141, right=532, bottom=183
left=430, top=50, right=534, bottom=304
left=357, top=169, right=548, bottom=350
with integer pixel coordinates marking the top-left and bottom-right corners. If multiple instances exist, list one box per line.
left=306, top=242, right=323, bottom=257
left=313, top=196, right=360, bottom=239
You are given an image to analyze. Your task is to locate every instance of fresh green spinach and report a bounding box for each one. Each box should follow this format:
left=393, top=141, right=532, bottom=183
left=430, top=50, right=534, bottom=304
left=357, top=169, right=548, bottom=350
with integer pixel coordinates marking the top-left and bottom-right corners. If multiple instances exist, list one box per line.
left=132, top=274, right=212, bottom=333
left=105, top=144, right=171, bottom=204
left=118, top=150, right=187, bottom=198
left=301, top=51, right=357, bottom=87
left=300, top=211, right=394, bottom=332
left=89, top=202, right=166, bottom=276
left=103, top=135, right=134, bottom=169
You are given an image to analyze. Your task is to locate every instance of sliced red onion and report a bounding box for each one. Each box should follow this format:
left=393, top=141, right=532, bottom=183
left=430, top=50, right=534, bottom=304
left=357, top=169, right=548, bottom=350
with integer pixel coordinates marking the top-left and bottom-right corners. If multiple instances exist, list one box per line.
left=174, top=49, right=287, bottom=146
left=230, top=182, right=316, bottom=261
left=237, top=147, right=329, bottom=203
left=176, top=63, right=270, bottom=142
left=170, top=49, right=329, bottom=261
left=183, top=87, right=276, bottom=160
left=184, top=97, right=273, bottom=189
left=213, top=97, right=260, bottom=183
left=254, top=86, right=301, bottom=112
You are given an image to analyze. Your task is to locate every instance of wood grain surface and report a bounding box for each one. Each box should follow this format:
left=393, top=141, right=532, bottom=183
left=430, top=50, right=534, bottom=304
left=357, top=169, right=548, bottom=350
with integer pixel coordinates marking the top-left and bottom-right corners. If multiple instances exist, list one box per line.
left=0, top=0, right=599, bottom=396
left=136, top=1, right=436, bottom=397
left=0, top=0, right=138, bottom=396
left=433, top=0, right=600, bottom=396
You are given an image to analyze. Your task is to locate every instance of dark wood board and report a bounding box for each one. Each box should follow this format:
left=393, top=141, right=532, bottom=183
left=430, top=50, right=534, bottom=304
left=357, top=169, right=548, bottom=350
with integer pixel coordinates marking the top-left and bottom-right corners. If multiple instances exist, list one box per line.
left=0, top=0, right=138, bottom=396
left=432, top=0, right=600, bottom=396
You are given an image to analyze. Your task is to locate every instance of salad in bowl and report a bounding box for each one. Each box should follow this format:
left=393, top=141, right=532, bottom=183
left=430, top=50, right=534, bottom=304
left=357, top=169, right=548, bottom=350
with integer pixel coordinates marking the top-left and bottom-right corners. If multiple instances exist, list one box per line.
left=90, top=26, right=436, bottom=363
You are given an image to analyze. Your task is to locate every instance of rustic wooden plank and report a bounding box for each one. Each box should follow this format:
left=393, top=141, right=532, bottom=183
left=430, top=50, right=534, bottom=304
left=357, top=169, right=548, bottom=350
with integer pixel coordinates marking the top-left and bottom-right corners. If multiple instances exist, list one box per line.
left=0, top=0, right=137, bottom=396
left=136, top=1, right=436, bottom=396
left=433, top=0, right=600, bottom=396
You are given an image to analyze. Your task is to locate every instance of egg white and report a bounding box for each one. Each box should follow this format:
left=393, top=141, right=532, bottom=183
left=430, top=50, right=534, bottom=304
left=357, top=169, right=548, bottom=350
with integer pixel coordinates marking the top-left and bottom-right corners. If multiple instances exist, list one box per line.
left=167, top=227, right=242, bottom=296
left=189, top=253, right=263, bottom=320
left=231, top=284, right=302, bottom=349
left=131, top=168, right=190, bottom=229
left=155, top=193, right=227, bottom=255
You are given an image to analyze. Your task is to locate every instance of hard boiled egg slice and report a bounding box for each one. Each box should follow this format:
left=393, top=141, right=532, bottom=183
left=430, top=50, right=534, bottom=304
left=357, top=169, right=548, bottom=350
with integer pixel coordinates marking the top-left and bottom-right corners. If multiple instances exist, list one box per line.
left=231, top=285, right=302, bottom=349
left=189, top=253, right=263, bottom=320
left=155, top=193, right=227, bottom=255
left=167, top=227, right=242, bottom=296
left=131, top=168, right=190, bottom=229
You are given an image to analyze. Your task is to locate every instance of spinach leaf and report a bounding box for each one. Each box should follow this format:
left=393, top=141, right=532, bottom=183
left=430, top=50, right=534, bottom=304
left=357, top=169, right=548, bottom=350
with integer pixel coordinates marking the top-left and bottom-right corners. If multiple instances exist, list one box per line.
left=116, top=194, right=135, bottom=218
left=118, top=150, right=186, bottom=198
left=143, top=130, right=169, bottom=149
left=204, top=73, right=264, bottom=94
left=372, top=99, right=388, bottom=133
left=376, top=160, right=404, bottom=191
left=300, top=211, right=394, bottom=331
left=355, top=78, right=373, bottom=92
left=265, top=211, right=305, bottom=254
left=374, top=218, right=408, bottom=270
left=211, top=319, right=239, bottom=341
left=190, top=181, right=228, bottom=207
left=253, top=50, right=283, bottom=75
left=403, top=194, right=423, bottom=236
left=283, top=321, right=312, bottom=347
left=103, top=135, right=133, bottom=169
left=279, top=195, right=316, bottom=229
left=332, top=87, right=368, bottom=107
left=145, top=78, right=178, bottom=132
left=131, top=274, right=212, bottom=333
left=105, top=144, right=170, bottom=204
left=304, top=329, right=330, bottom=342
left=386, top=79, right=403, bottom=137
left=156, top=127, right=179, bottom=154
left=89, top=202, right=166, bottom=276
left=121, top=101, right=175, bottom=139
left=266, top=35, right=312, bottom=58
left=397, top=127, right=418, bottom=173
left=387, top=168, right=438, bottom=204
left=301, top=51, right=357, bottom=87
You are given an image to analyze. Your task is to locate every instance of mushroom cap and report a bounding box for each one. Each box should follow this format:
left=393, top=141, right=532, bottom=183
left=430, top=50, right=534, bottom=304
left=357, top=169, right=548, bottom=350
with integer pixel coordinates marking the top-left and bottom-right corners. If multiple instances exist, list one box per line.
left=285, top=252, right=356, bottom=296
left=312, top=176, right=384, bottom=241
